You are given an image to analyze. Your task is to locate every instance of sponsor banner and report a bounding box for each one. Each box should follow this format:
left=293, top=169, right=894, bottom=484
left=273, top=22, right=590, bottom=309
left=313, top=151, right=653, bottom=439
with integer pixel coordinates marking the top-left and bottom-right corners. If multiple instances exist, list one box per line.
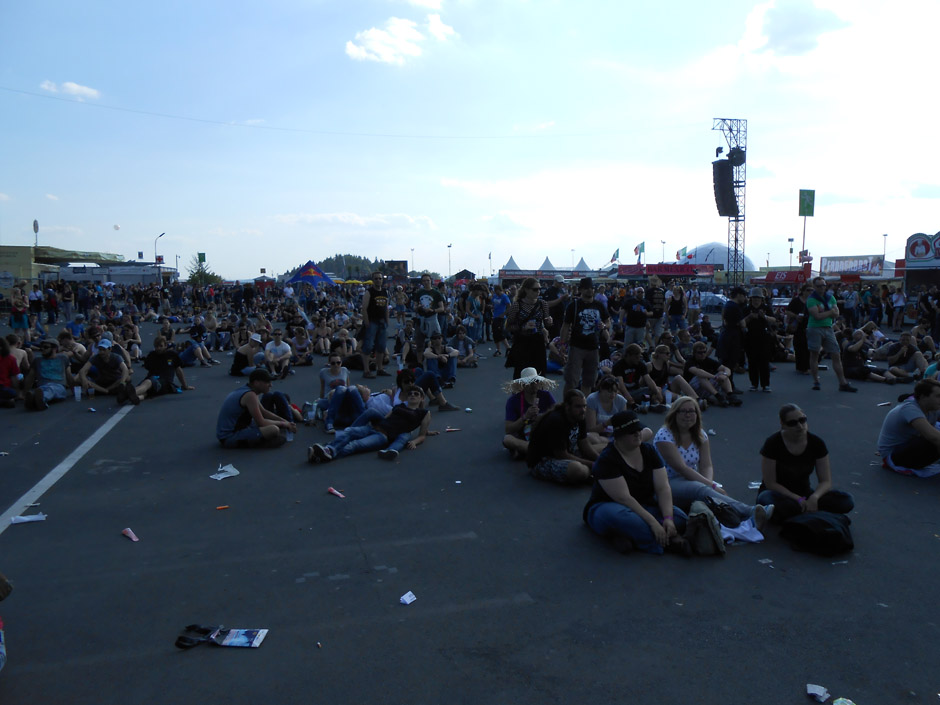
left=905, top=232, right=940, bottom=269
left=819, top=255, right=884, bottom=276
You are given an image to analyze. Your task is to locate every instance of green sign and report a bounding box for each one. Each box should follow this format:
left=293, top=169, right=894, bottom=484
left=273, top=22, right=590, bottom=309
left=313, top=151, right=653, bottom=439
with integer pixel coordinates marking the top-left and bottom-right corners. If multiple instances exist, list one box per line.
left=198, top=252, right=206, bottom=263
left=799, top=189, right=815, bottom=217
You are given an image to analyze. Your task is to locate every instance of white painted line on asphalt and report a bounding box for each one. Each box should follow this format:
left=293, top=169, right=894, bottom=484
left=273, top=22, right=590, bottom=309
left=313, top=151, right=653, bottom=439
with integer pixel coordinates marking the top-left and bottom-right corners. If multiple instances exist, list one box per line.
left=0, top=405, right=134, bottom=536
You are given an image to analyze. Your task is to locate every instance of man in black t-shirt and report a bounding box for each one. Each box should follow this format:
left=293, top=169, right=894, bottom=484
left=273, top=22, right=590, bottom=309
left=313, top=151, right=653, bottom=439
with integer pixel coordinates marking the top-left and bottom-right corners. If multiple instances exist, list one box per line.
left=542, top=274, right=570, bottom=339
left=360, top=271, right=391, bottom=378
left=526, top=389, right=596, bottom=484
left=718, top=286, right=747, bottom=385
left=621, top=286, right=651, bottom=348
left=125, top=335, right=194, bottom=404
left=78, top=339, right=129, bottom=397
left=560, top=277, right=610, bottom=394
left=786, top=285, right=811, bottom=374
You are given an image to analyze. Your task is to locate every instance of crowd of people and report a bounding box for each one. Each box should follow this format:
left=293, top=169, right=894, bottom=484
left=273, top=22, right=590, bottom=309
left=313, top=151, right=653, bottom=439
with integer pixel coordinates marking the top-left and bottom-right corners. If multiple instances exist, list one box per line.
left=1, top=273, right=938, bottom=563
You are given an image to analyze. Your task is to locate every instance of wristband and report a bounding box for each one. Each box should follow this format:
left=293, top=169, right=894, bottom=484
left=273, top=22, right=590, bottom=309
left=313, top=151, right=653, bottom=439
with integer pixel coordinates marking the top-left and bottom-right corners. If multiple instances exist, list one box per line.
left=797, top=496, right=806, bottom=503
left=662, top=515, right=673, bottom=522
left=711, top=482, right=717, bottom=490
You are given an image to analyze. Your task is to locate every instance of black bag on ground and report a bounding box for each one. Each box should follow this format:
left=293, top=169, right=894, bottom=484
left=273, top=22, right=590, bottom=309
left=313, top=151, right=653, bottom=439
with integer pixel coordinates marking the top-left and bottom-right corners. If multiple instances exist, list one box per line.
left=779, top=511, right=853, bottom=556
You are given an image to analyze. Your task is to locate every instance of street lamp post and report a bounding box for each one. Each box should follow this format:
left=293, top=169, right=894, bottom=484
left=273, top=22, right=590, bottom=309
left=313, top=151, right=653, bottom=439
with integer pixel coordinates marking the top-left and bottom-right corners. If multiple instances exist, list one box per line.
left=570, top=249, right=574, bottom=268
left=447, top=244, right=452, bottom=279
left=788, top=238, right=794, bottom=268
left=883, top=233, right=887, bottom=258
left=660, top=240, right=666, bottom=263
left=411, top=248, right=415, bottom=273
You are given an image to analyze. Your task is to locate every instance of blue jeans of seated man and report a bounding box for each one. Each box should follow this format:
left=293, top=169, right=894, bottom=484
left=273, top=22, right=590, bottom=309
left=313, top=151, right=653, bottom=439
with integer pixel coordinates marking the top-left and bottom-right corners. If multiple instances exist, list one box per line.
left=326, top=386, right=366, bottom=429
left=327, top=407, right=409, bottom=458
left=37, top=383, right=68, bottom=404
left=586, top=502, right=688, bottom=555
left=756, top=489, right=854, bottom=523
left=260, top=391, right=292, bottom=421
left=424, top=355, right=457, bottom=383
left=669, top=476, right=754, bottom=519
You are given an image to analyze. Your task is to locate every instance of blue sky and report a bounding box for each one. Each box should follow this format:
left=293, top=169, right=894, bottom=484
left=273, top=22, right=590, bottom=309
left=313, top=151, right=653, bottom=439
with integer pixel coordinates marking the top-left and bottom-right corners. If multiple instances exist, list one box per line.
left=1, top=0, right=937, bottom=280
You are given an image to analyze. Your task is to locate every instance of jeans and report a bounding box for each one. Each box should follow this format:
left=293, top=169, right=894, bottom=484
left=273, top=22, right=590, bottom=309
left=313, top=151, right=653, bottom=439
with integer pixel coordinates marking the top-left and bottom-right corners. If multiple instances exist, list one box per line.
left=668, top=314, right=688, bottom=333
left=624, top=326, right=646, bottom=347
left=669, top=476, right=754, bottom=518
left=326, top=386, right=366, bottom=429
left=362, top=321, right=388, bottom=355
left=425, top=355, right=457, bottom=383
left=756, top=489, right=854, bottom=523
left=260, top=391, right=292, bottom=420
left=586, top=502, right=688, bottom=555
left=38, top=382, right=68, bottom=404
left=328, top=407, right=409, bottom=458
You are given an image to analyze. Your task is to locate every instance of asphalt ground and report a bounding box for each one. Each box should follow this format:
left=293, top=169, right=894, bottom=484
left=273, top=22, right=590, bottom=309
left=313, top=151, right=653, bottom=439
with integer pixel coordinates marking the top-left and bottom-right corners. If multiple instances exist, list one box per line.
left=1, top=324, right=938, bottom=704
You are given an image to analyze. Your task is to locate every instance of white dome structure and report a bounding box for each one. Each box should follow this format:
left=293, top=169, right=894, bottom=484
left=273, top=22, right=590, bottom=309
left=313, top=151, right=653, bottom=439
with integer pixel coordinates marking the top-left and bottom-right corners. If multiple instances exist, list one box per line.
left=684, top=242, right=756, bottom=271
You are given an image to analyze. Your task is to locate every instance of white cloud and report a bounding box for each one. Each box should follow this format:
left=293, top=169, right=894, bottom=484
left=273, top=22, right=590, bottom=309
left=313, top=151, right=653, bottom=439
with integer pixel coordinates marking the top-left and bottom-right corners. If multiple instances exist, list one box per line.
left=45, top=194, right=59, bottom=201
left=407, top=0, right=442, bottom=8
left=0, top=193, right=10, bottom=202
left=346, top=17, right=425, bottom=65
left=39, top=80, right=100, bottom=101
left=760, top=0, right=848, bottom=56
left=242, top=119, right=265, bottom=126
left=274, top=211, right=436, bottom=229
left=346, top=13, right=455, bottom=64
left=426, top=14, right=455, bottom=41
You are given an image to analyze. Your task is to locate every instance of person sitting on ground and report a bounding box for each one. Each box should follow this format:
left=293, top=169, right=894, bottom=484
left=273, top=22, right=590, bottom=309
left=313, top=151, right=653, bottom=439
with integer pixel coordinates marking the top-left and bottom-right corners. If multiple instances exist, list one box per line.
left=885, top=331, right=929, bottom=381
left=394, top=318, right=418, bottom=368
left=290, top=327, right=315, bottom=366
left=177, top=338, right=216, bottom=368
left=215, top=368, right=296, bottom=449
left=525, top=389, right=598, bottom=484
left=840, top=328, right=897, bottom=384
left=5, top=334, right=31, bottom=380
left=331, top=328, right=356, bottom=357
left=611, top=344, right=667, bottom=412
left=230, top=333, right=266, bottom=376
left=423, top=332, right=458, bottom=388
left=877, top=378, right=940, bottom=477
left=308, top=384, right=433, bottom=463
left=119, top=313, right=143, bottom=362
left=22, top=338, right=74, bottom=411
left=450, top=325, right=479, bottom=368
left=64, top=313, right=86, bottom=340
left=57, top=330, right=87, bottom=375
left=654, top=396, right=772, bottom=528
left=582, top=410, right=691, bottom=556
left=648, top=344, right=701, bottom=406
left=124, top=335, right=195, bottom=404
left=682, top=341, right=742, bottom=408
left=265, top=329, right=293, bottom=379
left=502, top=367, right=558, bottom=460
left=585, top=374, right=633, bottom=453
left=756, top=403, right=855, bottom=522
left=313, top=317, right=332, bottom=355
left=78, top=339, right=130, bottom=399
left=0, top=336, right=21, bottom=408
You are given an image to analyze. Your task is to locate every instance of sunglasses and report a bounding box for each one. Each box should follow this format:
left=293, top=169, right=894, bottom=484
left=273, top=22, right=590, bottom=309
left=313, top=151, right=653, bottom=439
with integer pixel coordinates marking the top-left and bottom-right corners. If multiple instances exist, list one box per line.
left=329, top=360, right=342, bottom=365
left=784, top=416, right=808, bottom=427
left=407, top=390, right=423, bottom=397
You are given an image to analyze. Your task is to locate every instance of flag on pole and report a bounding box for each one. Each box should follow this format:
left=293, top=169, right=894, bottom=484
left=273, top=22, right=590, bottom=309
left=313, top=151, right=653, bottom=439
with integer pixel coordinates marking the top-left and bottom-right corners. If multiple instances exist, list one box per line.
left=676, top=247, right=687, bottom=260
left=610, top=248, right=619, bottom=263
left=633, top=242, right=645, bottom=256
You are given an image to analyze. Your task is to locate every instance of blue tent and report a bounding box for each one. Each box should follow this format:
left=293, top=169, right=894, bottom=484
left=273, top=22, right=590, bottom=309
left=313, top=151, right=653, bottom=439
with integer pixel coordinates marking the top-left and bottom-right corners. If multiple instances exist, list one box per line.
left=288, top=261, right=334, bottom=288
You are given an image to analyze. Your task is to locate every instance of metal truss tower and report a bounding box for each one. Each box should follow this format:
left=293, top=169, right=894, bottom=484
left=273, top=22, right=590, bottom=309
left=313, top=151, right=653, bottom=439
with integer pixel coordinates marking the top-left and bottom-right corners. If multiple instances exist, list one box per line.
left=712, top=118, right=747, bottom=285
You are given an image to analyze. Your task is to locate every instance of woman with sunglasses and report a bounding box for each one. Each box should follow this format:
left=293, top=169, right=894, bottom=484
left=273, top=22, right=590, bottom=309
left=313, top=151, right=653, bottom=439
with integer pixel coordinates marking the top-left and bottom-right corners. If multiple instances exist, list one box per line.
left=505, top=277, right=552, bottom=379
left=756, top=403, right=854, bottom=522
left=655, top=396, right=772, bottom=528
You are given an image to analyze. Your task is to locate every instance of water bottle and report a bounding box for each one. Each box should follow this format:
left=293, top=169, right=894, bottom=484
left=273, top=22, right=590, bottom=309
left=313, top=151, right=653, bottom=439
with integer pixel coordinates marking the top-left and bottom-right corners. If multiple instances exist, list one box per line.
left=0, top=621, right=6, bottom=673
left=73, top=386, right=82, bottom=402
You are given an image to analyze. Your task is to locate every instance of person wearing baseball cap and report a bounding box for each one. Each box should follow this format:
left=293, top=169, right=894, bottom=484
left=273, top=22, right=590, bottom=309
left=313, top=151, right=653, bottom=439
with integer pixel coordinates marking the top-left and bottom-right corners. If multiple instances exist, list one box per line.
left=215, top=367, right=296, bottom=449
left=582, top=410, right=692, bottom=556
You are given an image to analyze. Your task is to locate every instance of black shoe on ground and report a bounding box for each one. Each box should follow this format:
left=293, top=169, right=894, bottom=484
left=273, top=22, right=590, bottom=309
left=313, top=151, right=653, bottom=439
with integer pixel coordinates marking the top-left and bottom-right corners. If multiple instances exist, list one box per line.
left=125, top=381, right=140, bottom=405
left=378, top=448, right=399, bottom=461
left=839, top=383, right=858, bottom=393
